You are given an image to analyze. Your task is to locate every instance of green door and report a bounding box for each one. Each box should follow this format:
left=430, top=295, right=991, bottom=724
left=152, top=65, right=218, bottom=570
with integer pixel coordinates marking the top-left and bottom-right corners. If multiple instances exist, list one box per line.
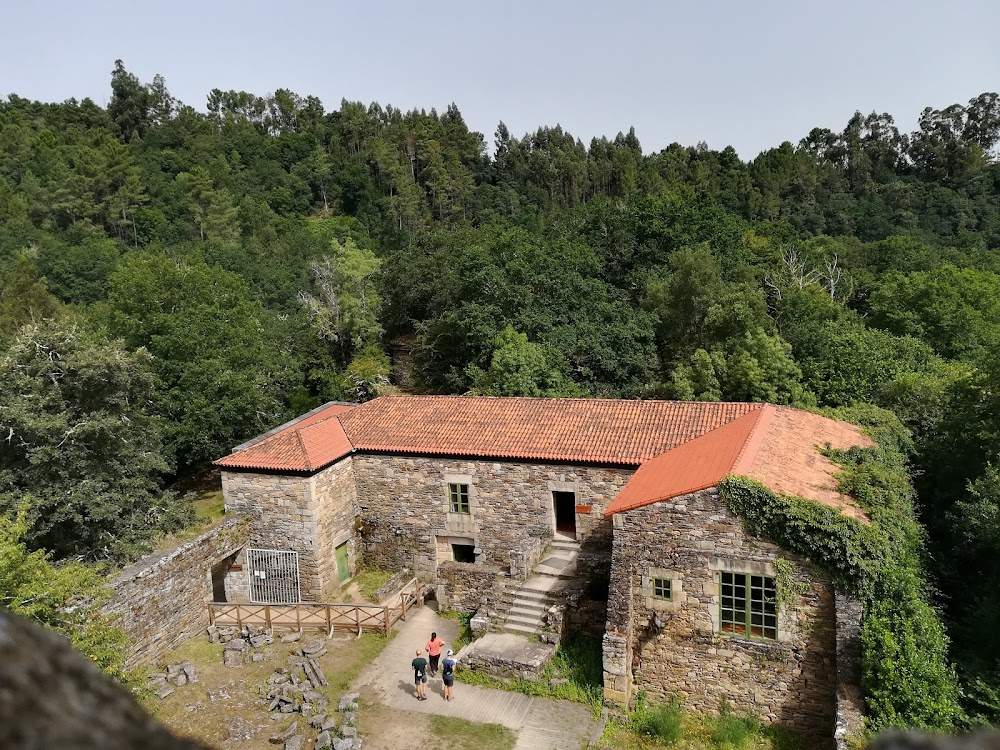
left=335, top=542, right=350, bottom=582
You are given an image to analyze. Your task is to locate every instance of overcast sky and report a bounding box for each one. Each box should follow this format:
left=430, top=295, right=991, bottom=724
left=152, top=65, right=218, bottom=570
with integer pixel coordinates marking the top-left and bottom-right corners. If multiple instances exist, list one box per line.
left=2, top=0, right=998, bottom=158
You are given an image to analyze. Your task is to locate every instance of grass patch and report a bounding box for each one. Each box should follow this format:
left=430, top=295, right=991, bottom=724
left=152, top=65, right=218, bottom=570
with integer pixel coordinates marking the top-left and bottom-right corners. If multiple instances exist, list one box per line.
left=456, top=632, right=603, bottom=712
left=438, top=609, right=475, bottom=650
left=428, top=715, right=516, bottom=750
left=319, top=631, right=395, bottom=697
left=353, top=567, right=393, bottom=603
left=711, top=713, right=761, bottom=749
left=631, top=698, right=683, bottom=744
left=600, top=699, right=804, bottom=750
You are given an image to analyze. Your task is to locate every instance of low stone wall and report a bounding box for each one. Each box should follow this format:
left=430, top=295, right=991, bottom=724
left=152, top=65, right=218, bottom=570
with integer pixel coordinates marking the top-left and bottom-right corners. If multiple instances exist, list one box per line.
left=104, top=515, right=249, bottom=669
left=834, top=594, right=865, bottom=750
left=509, top=532, right=548, bottom=580
left=373, top=570, right=413, bottom=603
left=564, top=591, right=608, bottom=638
left=436, top=561, right=504, bottom=614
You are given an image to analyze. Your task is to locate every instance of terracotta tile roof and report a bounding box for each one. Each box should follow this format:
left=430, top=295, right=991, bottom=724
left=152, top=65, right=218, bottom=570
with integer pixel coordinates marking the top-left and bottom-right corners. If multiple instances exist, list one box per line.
left=214, top=402, right=355, bottom=471
left=214, top=397, right=873, bottom=520
left=605, top=405, right=873, bottom=520
left=337, top=396, right=760, bottom=465
left=215, top=396, right=758, bottom=471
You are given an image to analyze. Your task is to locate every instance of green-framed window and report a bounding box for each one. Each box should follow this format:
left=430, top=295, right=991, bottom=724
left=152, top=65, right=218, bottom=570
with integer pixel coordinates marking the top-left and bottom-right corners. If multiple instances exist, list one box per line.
left=720, top=571, right=777, bottom=640
left=652, top=577, right=672, bottom=601
left=448, top=483, right=470, bottom=514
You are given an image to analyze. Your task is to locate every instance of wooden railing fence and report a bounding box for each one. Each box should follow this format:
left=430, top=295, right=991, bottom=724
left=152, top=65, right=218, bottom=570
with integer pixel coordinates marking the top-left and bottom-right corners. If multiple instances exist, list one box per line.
left=208, top=578, right=425, bottom=637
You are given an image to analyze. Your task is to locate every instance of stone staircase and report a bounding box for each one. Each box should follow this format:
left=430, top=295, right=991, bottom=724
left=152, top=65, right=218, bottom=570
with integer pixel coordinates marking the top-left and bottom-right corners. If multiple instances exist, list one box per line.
left=501, top=537, right=579, bottom=636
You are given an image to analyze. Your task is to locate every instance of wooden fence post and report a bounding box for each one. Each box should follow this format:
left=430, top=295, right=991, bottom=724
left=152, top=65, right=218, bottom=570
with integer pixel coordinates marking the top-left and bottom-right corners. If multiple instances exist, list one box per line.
left=264, top=604, right=271, bottom=630
left=326, top=605, right=332, bottom=636
left=208, top=604, right=215, bottom=626
left=236, top=606, right=243, bottom=631
left=384, top=606, right=390, bottom=637
left=296, top=604, right=301, bottom=631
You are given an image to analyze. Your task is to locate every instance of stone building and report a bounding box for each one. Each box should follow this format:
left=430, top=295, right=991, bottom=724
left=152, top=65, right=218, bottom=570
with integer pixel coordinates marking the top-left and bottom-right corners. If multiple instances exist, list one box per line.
left=215, top=395, right=871, bottom=737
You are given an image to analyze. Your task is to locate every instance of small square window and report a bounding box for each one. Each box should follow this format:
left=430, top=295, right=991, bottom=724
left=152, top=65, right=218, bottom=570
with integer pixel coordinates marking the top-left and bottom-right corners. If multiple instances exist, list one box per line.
left=452, top=544, right=476, bottom=563
left=652, top=577, right=672, bottom=601
left=449, top=483, right=470, bottom=514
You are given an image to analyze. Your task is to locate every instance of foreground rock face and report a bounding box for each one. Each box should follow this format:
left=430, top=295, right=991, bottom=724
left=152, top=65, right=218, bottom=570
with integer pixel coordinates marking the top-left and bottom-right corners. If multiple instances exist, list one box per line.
left=0, top=609, right=207, bottom=749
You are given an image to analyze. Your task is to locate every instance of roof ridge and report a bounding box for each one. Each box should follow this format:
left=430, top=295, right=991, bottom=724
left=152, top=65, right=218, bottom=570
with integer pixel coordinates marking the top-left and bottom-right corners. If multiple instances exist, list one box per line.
left=731, top=404, right=776, bottom=476
left=332, top=412, right=356, bottom=452
left=294, top=429, right=312, bottom=472
left=373, top=394, right=762, bottom=406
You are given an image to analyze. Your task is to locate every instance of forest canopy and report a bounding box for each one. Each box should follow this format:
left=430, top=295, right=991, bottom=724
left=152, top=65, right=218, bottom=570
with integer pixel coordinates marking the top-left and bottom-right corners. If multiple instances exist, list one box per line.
left=1, top=61, right=999, bottom=724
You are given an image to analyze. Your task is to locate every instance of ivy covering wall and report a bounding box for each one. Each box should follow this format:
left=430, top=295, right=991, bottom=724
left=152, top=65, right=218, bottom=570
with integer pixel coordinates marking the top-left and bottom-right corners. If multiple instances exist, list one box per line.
left=719, top=405, right=961, bottom=732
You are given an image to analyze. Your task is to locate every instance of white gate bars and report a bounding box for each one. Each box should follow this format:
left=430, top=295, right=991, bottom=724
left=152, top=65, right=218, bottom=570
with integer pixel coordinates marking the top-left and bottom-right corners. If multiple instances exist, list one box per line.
left=246, top=548, right=301, bottom=603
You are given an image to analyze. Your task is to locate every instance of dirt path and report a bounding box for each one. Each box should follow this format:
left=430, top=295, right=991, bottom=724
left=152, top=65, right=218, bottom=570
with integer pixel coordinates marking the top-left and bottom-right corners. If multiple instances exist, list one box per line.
left=352, top=605, right=597, bottom=750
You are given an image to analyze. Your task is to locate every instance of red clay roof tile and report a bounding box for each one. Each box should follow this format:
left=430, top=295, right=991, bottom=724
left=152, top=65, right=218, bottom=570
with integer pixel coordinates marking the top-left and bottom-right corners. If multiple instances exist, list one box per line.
left=214, top=396, right=873, bottom=519
left=214, top=402, right=355, bottom=471
left=605, top=405, right=872, bottom=519
left=337, top=396, right=760, bottom=465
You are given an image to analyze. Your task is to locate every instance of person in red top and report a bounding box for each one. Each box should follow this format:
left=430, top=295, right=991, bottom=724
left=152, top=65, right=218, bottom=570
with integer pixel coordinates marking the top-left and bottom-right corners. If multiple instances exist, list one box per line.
left=425, top=631, right=445, bottom=676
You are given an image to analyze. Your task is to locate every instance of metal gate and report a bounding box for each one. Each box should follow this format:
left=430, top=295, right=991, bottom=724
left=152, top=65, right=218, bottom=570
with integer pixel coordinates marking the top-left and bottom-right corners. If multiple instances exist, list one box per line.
left=246, top=548, right=301, bottom=603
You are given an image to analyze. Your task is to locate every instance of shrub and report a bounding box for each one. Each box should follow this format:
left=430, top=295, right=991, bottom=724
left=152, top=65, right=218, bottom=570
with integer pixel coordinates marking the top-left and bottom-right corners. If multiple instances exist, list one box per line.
left=711, top=712, right=761, bottom=749
left=631, top=698, right=684, bottom=744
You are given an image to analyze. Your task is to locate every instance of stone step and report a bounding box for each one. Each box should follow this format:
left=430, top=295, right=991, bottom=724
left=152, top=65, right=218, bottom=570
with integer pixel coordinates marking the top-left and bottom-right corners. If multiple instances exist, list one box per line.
left=551, top=538, right=580, bottom=548
left=505, top=612, right=543, bottom=627
left=534, top=564, right=577, bottom=578
left=503, top=622, right=542, bottom=636
left=508, top=604, right=547, bottom=618
left=512, top=587, right=554, bottom=603
left=550, top=541, right=580, bottom=552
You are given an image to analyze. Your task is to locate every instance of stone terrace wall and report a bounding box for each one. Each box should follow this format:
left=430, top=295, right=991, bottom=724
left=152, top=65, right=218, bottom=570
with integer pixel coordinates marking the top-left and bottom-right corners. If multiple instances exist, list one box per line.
left=313, top=457, right=359, bottom=599
left=105, top=515, right=249, bottom=669
left=436, top=561, right=504, bottom=614
left=222, top=470, right=323, bottom=599
left=606, top=488, right=838, bottom=738
left=353, top=455, right=632, bottom=579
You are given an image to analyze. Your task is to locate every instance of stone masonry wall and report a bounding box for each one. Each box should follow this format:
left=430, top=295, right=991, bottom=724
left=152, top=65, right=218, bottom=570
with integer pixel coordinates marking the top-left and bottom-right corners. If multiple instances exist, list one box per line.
left=605, top=488, right=838, bottom=738
left=353, top=455, right=632, bottom=580
left=834, top=594, right=865, bottom=750
left=313, top=457, right=359, bottom=599
left=436, top=561, right=504, bottom=614
left=104, top=515, right=249, bottom=669
left=222, top=470, right=323, bottom=599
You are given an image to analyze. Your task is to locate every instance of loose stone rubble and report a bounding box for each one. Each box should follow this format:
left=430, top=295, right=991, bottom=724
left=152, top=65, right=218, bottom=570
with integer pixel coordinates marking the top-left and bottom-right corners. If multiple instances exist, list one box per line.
left=265, top=686, right=363, bottom=750
left=146, top=660, right=199, bottom=699
left=207, top=624, right=275, bottom=667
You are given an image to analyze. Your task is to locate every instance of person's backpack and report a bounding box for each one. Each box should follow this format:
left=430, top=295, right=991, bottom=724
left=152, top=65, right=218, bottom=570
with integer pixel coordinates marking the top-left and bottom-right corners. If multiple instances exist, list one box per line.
left=442, top=659, right=454, bottom=676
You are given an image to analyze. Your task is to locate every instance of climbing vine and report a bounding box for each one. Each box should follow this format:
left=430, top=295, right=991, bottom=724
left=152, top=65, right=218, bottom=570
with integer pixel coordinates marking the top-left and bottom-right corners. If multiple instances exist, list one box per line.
left=771, top=558, right=808, bottom=610
left=719, top=405, right=961, bottom=732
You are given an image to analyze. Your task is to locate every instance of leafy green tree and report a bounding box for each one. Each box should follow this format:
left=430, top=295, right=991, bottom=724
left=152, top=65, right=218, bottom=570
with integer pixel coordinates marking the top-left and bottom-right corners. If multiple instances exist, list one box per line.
left=0, top=253, right=60, bottom=339
left=107, top=253, right=296, bottom=469
left=467, top=326, right=582, bottom=397
left=869, top=265, right=1000, bottom=361
left=0, top=321, right=184, bottom=560
left=298, top=237, right=383, bottom=354
left=108, top=59, right=151, bottom=140
left=0, top=506, right=127, bottom=679
left=341, top=344, right=391, bottom=402
left=37, top=237, right=121, bottom=304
